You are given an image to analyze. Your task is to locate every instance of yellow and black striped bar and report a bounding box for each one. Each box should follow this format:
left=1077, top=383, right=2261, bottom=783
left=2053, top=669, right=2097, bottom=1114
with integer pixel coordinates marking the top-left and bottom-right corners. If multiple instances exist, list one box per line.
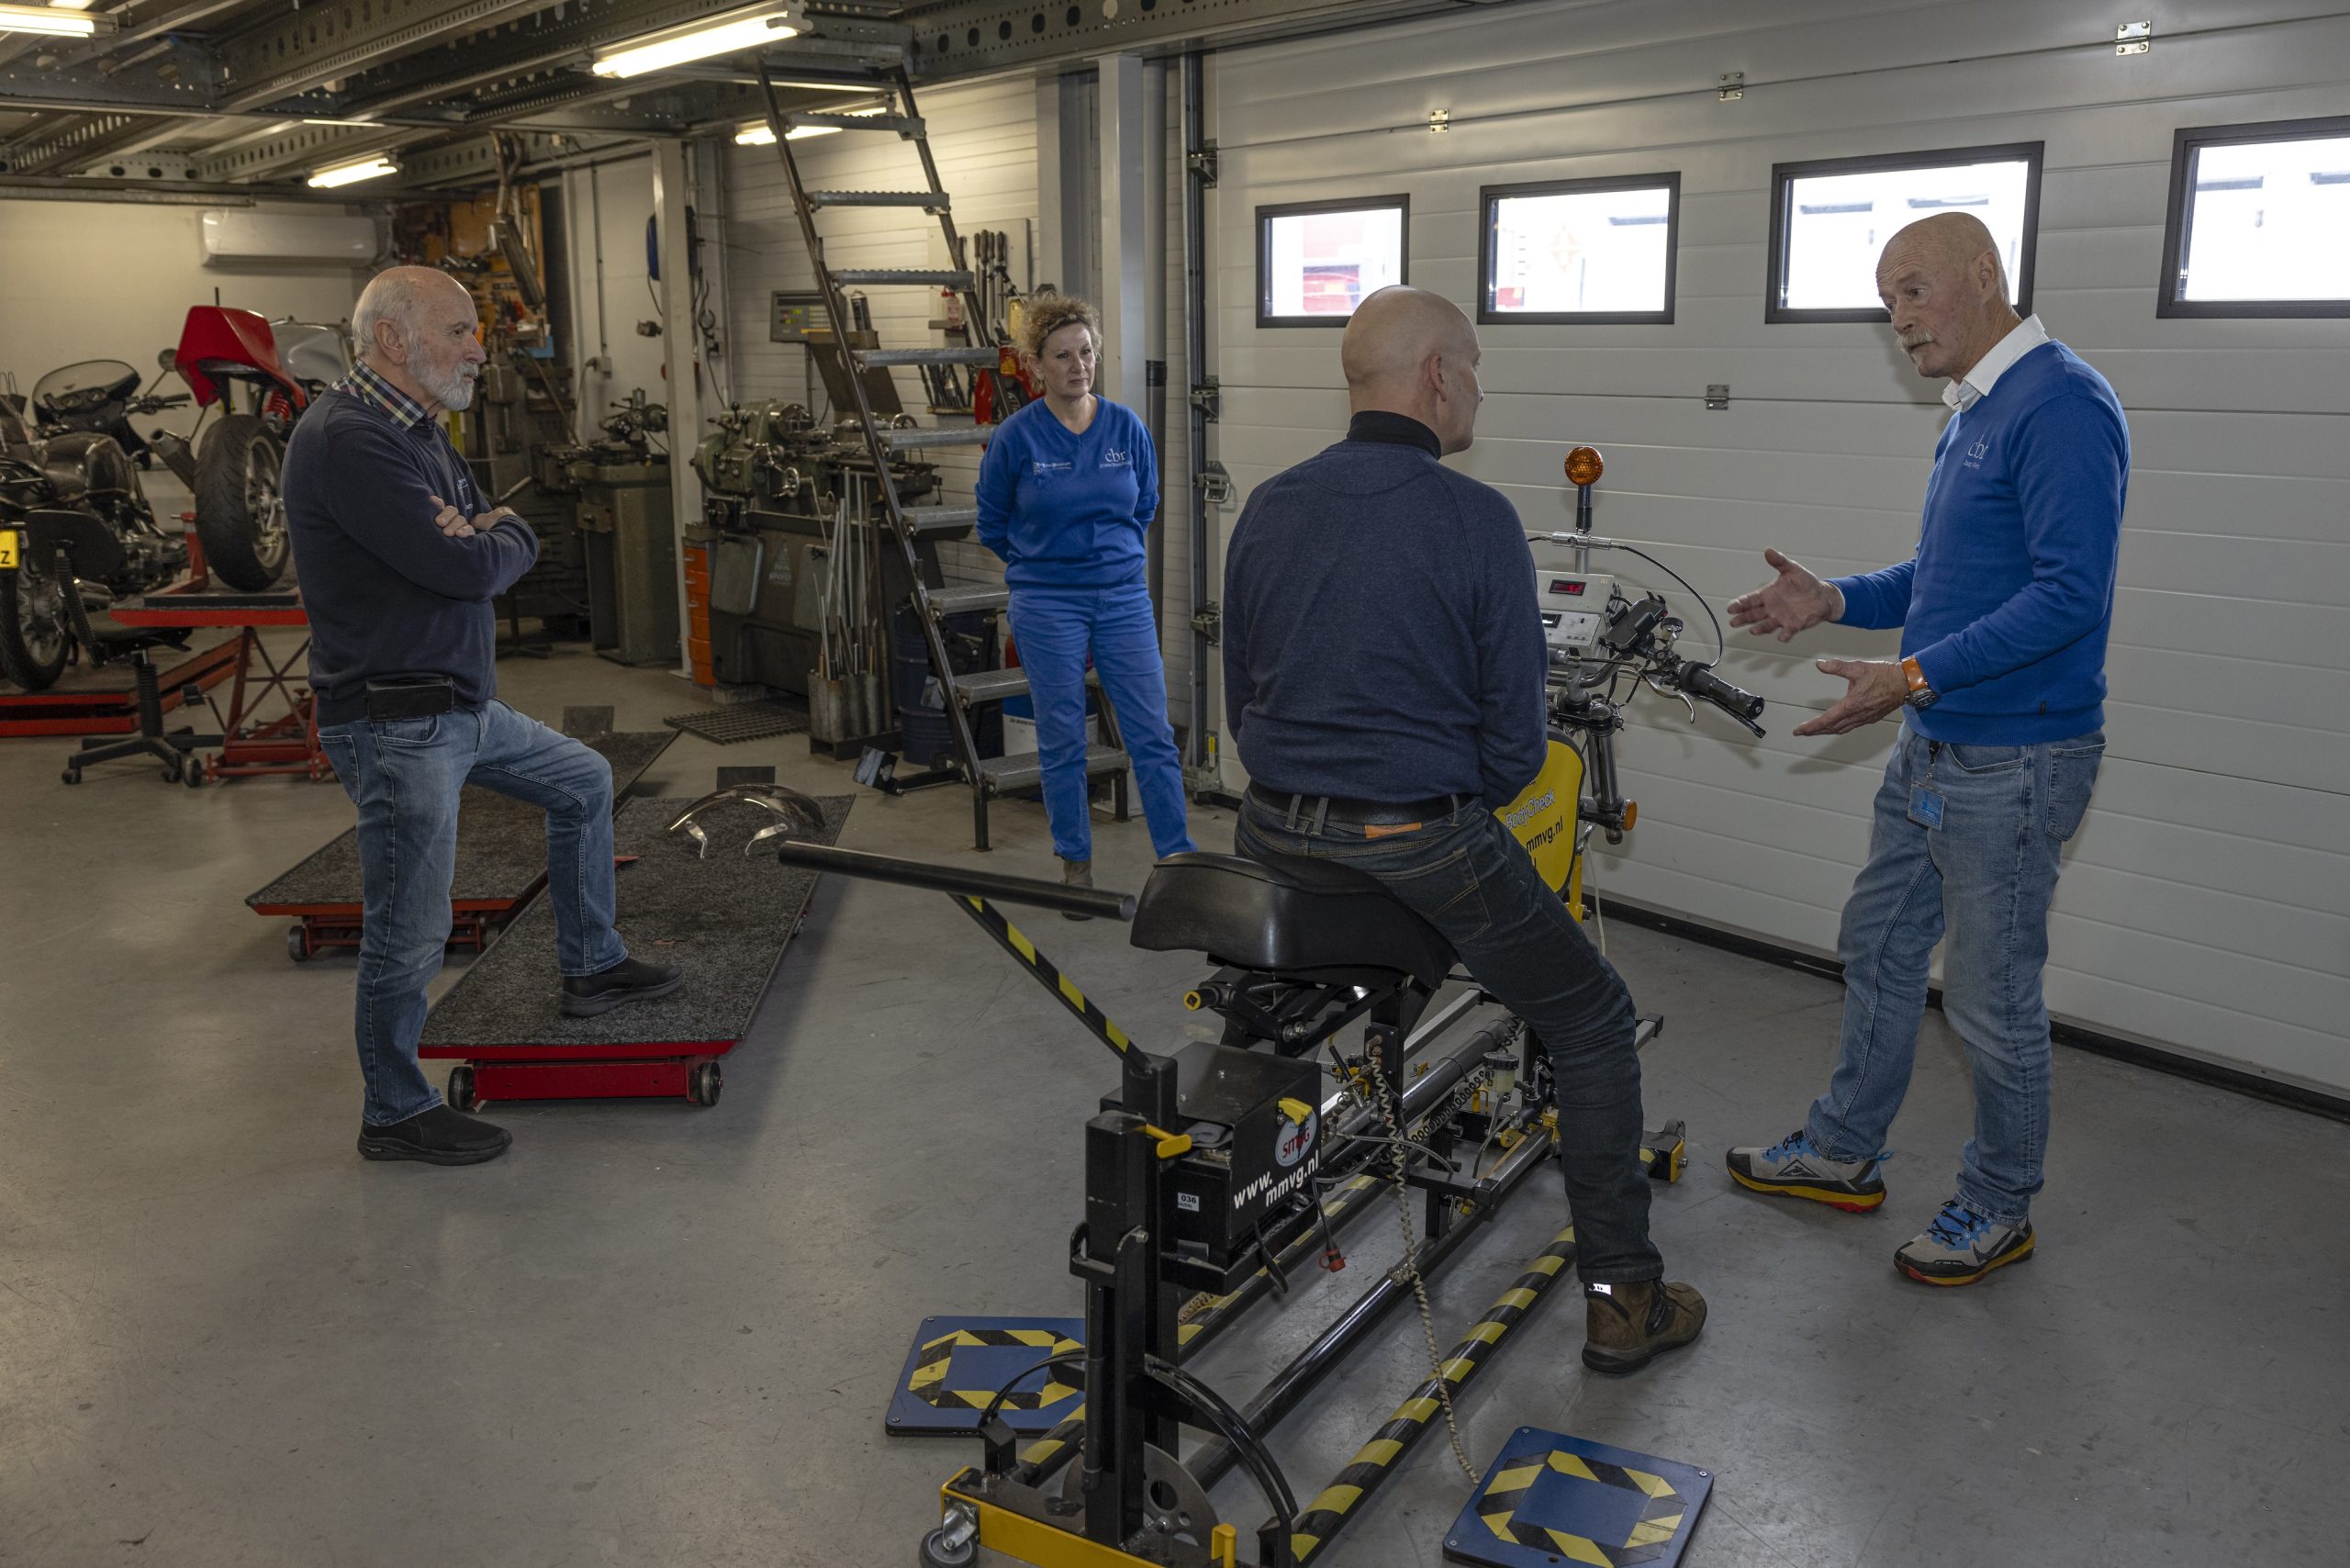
left=1285, top=1225, right=1581, bottom=1568
left=953, top=893, right=1138, bottom=1065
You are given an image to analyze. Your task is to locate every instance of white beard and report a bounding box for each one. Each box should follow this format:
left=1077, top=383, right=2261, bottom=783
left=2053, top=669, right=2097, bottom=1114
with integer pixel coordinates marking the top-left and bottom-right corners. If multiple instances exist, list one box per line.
left=428, top=365, right=478, bottom=411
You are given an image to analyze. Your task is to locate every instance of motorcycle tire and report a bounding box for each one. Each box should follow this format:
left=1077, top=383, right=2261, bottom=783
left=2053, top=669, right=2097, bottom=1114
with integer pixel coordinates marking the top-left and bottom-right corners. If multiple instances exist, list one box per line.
left=0, top=553, right=72, bottom=690
left=193, top=413, right=291, bottom=593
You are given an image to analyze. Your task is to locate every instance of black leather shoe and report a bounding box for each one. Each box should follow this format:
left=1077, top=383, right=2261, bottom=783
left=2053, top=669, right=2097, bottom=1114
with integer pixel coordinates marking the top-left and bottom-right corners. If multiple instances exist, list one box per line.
left=358, top=1103, right=512, bottom=1166
left=560, top=956, right=684, bottom=1017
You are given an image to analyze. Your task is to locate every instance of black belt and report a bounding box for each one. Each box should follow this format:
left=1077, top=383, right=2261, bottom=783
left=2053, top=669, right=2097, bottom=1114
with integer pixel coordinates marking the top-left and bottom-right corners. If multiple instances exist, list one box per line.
left=1248, top=783, right=1466, bottom=830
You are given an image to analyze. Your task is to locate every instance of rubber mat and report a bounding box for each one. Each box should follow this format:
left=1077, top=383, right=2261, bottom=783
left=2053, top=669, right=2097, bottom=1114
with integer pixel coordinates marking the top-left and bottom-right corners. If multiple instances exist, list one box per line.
left=246, top=730, right=676, bottom=910
left=661, top=697, right=811, bottom=744
left=418, top=793, right=852, bottom=1049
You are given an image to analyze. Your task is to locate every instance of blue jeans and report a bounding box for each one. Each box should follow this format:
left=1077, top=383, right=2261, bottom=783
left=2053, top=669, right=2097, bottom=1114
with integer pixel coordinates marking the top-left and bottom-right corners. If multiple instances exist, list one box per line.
left=1236, top=795, right=1660, bottom=1284
left=1807, top=727, right=2105, bottom=1223
left=1007, top=582, right=1196, bottom=863
left=318, top=700, right=629, bottom=1126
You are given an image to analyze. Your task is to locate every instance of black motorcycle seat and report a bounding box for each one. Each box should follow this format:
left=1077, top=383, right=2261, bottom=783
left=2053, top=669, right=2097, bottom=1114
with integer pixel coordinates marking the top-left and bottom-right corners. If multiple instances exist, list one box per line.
left=1129, top=850, right=1456, bottom=990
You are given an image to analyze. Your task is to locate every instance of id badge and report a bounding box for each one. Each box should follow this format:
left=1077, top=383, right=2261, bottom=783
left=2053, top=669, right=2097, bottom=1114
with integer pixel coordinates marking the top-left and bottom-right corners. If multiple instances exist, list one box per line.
left=1908, top=783, right=1946, bottom=831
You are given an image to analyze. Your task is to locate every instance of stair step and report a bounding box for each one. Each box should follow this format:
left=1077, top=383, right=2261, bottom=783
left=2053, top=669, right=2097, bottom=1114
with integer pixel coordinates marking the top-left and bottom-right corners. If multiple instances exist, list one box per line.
left=951, top=666, right=1030, bottom=705
left=808, top=189, right=946, bottom=209
left=924, top=584, right=1008, bottom=616
left=786, top=112, right=922, bottom=135
left=886, top=425, right=991, bottom=452
left=900, top=506, right=978, bottom=537
left=833, top=269, right=974, bottom=289
left=979, top=745, right=1129, bottom=796
left=859, top=346, right=999, bottom=368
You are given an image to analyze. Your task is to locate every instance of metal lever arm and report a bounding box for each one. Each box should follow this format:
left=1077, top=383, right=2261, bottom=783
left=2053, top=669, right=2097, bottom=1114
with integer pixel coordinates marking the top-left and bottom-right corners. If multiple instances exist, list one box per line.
left=773, top=842, right=1136, bottom=921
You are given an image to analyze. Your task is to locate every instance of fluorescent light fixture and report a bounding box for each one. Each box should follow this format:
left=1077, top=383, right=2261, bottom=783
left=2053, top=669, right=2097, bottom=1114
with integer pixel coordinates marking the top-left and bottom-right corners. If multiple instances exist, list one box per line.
left=767, top=78, right=886, bottom=94
left=592, top=5, right=802, bottom=80
left=47, top=0, right=98, bottom=9
left=308, top=156, right=399, bottom=188
left=0, top=3, right=98, bottom=36
left=303, top=118, right=382, bottom=128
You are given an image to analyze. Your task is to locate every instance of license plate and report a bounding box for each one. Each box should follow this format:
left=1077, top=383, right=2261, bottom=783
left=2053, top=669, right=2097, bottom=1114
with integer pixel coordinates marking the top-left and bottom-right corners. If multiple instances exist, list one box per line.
left=0, top=529, right=18, bottom=570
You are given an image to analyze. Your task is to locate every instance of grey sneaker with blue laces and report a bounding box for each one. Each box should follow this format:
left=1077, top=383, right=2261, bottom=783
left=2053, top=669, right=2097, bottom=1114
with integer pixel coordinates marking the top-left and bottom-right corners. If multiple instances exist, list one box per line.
left=1724, top=1128, right=1886, bottom=1212
left=1895, top=1199, right=2034, bottom=1286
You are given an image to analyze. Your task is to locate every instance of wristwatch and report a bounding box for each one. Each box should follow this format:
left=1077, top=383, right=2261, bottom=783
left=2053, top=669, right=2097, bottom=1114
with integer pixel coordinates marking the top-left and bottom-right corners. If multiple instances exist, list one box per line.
left=1900, top=655, right=1939, bottom=709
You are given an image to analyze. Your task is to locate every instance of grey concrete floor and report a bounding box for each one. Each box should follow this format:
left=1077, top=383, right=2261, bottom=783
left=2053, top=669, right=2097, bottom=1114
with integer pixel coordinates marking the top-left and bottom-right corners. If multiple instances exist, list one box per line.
left=2, top=644, right=2344, bottom=1568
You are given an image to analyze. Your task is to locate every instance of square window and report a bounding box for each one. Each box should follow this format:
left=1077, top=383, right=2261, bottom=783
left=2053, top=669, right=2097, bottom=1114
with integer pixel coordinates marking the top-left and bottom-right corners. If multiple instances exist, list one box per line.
left=1766, top=143, right=2042, bottom=323
left=2158, top=117, right=2350, bottom=318
left=1480, top=174, right=1680, bottom=324
left=1257, top=196, right=1409, bottom=328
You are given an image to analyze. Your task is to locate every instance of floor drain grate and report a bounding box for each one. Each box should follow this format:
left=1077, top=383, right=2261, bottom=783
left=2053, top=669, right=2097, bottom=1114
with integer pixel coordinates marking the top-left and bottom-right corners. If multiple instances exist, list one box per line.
left=663, top=699, right=811, bottom=745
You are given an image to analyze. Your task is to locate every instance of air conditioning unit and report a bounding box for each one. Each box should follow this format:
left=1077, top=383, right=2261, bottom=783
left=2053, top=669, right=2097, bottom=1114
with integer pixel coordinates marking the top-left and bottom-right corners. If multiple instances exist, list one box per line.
left=200, top=209, right=378, bottom=266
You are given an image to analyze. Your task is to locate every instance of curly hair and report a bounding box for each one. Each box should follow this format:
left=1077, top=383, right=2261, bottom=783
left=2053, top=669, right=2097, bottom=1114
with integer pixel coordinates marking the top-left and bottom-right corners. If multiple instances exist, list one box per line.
left=1016, top=291, right=1102, bottom=364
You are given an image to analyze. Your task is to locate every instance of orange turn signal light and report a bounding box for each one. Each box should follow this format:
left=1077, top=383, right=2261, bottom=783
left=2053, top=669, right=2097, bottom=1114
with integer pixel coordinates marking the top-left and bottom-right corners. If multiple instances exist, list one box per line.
left=1563, top=445, right=1605, bottom=487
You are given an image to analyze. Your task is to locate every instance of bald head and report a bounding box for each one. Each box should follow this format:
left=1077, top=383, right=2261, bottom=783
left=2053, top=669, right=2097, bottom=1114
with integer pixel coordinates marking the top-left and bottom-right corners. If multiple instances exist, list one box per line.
left=1339, top=286, right=1484, bottom=454
left=1875, top=212, right=2022, bottom=385
left=353, top=264, right=486, bottom=414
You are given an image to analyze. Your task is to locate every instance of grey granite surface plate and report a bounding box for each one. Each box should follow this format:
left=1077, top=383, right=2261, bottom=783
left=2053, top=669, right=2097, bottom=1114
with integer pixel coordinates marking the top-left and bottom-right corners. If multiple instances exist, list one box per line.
left=417, top=794, right=852, bottom=1049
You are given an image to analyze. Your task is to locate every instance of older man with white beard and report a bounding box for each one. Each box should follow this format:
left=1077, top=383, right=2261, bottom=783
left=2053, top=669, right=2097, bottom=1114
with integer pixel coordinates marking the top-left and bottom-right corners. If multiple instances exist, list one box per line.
left=285, top=265, right=681, bottom=1167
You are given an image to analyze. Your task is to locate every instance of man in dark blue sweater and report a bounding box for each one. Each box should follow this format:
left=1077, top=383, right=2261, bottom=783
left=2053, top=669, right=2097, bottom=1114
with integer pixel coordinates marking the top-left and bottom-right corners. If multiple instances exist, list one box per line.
left=1724, top=214, right=2126, bottom=1286
left=1225, top=286, right=1705, bottom=1375
left=287, top=267, right=679, bottom=1166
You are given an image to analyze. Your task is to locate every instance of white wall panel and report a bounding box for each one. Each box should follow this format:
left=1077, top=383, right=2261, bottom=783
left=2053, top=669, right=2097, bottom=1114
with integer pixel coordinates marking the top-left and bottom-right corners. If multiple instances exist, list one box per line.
left=1206, top=0, right=2350, bottom=1093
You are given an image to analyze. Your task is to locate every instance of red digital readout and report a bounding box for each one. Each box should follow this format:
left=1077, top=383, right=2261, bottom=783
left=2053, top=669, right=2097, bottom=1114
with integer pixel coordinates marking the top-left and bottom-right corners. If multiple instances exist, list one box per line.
left=1548, top=579, right=1587, bottom=596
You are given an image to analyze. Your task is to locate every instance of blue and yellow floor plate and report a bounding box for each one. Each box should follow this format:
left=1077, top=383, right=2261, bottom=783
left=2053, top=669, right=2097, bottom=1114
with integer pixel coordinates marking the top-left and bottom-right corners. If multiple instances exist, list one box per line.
left=1442, top=1428, right=1710, bottom=1568
left=884, top=1316, right=1086, bottom=1436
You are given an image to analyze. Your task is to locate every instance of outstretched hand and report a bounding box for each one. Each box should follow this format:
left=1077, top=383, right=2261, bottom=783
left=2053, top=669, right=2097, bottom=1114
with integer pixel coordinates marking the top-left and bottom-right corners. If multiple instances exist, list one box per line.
left=1794, top=657, right=1908, bottom=736
left=1727, top=547, right=1843, bottom=643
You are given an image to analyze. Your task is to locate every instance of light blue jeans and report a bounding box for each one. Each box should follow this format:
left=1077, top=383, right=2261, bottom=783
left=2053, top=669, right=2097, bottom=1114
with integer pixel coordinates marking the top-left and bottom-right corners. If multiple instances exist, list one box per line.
left=1807, top=726, right=2104, bottom=1223
left=318, top=700, right=628, bottom=1126
left=1006, top=582, right=1196, bottom=864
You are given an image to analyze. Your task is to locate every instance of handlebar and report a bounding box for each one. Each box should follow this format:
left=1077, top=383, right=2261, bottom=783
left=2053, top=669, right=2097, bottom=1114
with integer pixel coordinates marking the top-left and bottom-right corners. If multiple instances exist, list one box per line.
left=1670, top=659, right=1766, bottom=735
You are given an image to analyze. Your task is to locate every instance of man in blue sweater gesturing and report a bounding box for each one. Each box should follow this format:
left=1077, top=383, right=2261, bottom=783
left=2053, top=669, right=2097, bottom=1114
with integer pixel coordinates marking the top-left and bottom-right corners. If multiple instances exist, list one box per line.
left=1225, top=286, right=1705, bottom=1375
left=1724, top=213, right=2127, bottom=1286
left=286, top=267, right=681, bottom=1166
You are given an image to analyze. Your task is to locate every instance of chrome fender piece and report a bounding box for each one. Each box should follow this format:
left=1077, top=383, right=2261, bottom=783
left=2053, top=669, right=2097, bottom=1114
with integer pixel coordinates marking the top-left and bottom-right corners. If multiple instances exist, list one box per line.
left=664, top=784, right=827, bottom=858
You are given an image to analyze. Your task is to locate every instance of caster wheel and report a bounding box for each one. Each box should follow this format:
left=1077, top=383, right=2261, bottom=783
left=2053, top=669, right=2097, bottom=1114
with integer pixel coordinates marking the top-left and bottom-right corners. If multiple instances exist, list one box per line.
left=287, top=925, right=311, bottom=962
left=184, top=756, right=206, bottom=789
left=61, top=768, right=80, bottom=786
left=919, top=1528, right=976, bottom=1568
left=688, top=1061, right=722, bottom=1107
left=447, top=1065, right=478, bottom=1113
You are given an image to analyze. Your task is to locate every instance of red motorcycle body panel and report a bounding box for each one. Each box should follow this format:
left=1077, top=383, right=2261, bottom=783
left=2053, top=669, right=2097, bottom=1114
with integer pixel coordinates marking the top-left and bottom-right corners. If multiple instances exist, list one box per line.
left=173, top=308, right=308, bottom=410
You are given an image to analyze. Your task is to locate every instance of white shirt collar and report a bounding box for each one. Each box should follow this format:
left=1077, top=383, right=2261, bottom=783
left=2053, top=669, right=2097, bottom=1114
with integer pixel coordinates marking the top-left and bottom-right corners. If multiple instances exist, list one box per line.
left=1942, top=314, right=2049, bottom=412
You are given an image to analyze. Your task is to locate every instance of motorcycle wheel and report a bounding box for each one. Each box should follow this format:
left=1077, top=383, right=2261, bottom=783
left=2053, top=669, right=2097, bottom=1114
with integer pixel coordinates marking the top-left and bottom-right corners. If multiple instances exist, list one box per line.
left=0, top=553, right=72, bottom=690
left=193, top=413, right=290, bottom=592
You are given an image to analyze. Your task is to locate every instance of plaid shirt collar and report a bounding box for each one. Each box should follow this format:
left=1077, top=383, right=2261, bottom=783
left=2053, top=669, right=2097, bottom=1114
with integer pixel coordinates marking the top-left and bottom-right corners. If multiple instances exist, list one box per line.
left=335, top=359, right=431, bottom=430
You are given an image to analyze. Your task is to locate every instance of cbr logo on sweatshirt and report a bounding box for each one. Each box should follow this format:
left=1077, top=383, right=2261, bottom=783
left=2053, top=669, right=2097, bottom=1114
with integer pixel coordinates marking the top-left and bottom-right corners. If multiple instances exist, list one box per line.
left=1964, top=437, right=1990, bottom=470
left=1102, top=448, right=1132, bottom=467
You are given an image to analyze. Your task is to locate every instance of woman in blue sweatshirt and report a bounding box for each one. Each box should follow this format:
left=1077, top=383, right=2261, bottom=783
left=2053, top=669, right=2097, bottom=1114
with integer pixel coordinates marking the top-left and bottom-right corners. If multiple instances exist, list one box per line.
left=975, top=294, right=1194, bottom=898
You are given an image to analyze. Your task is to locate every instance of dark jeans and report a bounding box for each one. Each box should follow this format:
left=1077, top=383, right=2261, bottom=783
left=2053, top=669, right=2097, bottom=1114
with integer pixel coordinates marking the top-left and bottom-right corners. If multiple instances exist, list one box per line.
left=1236, top=794, right=1661, bottom=1283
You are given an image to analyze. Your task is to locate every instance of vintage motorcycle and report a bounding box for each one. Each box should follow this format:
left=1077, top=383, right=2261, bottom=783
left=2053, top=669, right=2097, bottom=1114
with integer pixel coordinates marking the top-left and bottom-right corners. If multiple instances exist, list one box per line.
left=165, top=306, right=349, bottom=593
left=0, top=379, right=190, bottom=690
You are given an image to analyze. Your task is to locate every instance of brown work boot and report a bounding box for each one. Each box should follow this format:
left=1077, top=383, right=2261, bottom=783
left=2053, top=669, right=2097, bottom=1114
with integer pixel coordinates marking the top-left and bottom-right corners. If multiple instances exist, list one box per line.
left=1581, top=1279, right=1707, bottom=1375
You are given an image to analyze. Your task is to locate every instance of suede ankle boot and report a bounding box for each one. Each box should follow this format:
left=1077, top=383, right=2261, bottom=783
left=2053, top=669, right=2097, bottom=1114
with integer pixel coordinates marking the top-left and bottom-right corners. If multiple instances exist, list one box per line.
left=1582, top=1278, right=1707, bottom=1374
left=1059, top=857, right=1093, bottom=921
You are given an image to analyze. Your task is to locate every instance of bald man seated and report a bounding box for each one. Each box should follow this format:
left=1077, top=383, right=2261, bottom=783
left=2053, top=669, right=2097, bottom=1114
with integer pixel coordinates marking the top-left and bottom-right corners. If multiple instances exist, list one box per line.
left=1222, top=285, right=1705, bottom=1375
left=284, top=265, right=681, bottom=1167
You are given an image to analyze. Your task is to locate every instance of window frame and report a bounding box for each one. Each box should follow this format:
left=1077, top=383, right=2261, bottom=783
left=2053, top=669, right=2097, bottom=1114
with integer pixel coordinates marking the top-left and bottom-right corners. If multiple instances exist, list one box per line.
left=1255, top=194, right=1411, bottom=329
left=1764, top=140, right=2044, bottom=324
left=1476, top=172, right=1682, bottom=326
left=2156, top=115, right=2350, bottom=319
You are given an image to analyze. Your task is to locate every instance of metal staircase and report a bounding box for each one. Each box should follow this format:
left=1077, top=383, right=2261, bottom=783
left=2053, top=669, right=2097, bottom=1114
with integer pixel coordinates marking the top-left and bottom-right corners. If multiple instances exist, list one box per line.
left=755, top=60, right=1131, bottom=852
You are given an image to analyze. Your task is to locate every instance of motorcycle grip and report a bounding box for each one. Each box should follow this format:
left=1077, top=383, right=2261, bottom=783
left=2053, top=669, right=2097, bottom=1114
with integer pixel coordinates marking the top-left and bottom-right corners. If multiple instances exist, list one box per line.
left=1678, top=661, right=1765, bottom=722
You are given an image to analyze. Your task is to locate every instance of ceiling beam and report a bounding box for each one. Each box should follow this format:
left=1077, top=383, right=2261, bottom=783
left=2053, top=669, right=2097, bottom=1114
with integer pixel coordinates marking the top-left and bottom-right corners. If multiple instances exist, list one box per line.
left=896, top=0, right=1528, bottom=79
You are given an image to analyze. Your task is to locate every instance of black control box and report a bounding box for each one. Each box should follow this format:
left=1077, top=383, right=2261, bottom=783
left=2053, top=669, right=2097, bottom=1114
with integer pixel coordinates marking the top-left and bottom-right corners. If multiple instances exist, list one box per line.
left=1161, top=1041, right=1323, bottom=1269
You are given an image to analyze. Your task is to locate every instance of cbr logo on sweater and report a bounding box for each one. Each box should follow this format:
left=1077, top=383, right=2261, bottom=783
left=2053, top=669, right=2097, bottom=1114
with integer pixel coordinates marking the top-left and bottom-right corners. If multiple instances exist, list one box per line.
left=1102, top=448, right=1132, bottom=467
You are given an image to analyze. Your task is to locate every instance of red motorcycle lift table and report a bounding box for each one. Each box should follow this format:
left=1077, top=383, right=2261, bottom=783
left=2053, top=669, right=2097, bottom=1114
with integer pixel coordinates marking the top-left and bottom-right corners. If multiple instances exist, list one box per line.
left=246, top=727, right=677, bottom=961
left=416, top=792, right=851, bottom=1107
left=100, top=579, right=319, bottom=783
